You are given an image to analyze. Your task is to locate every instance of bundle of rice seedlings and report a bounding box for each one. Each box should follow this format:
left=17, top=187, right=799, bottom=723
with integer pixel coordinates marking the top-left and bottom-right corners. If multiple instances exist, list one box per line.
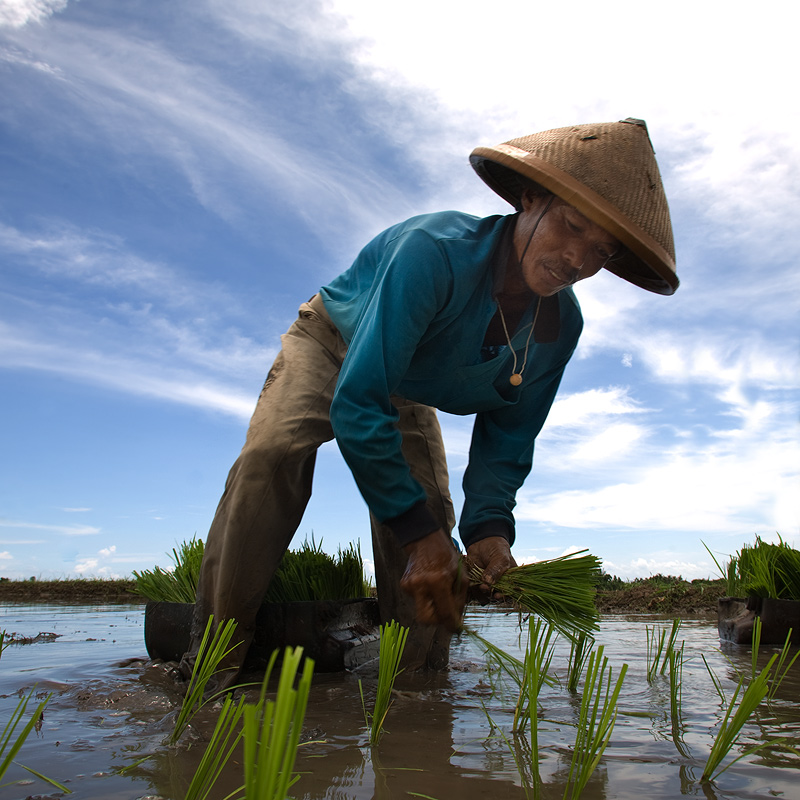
left=704, top=535, right=800, bottom=600
left=264, top=538, right=370, bottom=603
left=468, top=550, right=602, bottom=642
left=134, top=536, right=369, bottom=605
left=133, top=536, right=204, bottom=603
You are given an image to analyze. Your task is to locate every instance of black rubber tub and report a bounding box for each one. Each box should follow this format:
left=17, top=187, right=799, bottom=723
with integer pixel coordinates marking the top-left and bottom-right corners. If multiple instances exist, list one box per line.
left=717, top=596, right=800, bottom=645
left=144, top=598, right=381, bottom=673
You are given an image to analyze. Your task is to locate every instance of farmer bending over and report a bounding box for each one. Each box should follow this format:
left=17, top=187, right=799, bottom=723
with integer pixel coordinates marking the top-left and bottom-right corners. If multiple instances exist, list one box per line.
left=180, top=118, right=678, bottom=687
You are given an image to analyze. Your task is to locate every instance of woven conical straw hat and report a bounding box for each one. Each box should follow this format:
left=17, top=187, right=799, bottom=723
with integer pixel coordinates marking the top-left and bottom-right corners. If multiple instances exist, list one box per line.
left=470, top=118, right=678, bottom=295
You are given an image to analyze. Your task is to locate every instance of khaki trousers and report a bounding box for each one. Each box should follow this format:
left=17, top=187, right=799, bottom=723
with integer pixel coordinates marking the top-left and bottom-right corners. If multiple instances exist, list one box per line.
left=185, top=295, right=456, bottom=680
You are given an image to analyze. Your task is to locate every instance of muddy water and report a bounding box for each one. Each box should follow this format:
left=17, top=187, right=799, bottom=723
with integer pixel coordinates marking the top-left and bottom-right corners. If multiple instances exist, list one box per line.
left=1, top=603, right=798, bottom=800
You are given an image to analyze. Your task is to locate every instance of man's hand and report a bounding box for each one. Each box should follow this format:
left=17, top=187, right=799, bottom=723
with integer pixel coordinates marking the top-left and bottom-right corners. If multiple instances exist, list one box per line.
left=466, top=536, right=517, bottom=600
left=401, top=528, right=468, bottom=630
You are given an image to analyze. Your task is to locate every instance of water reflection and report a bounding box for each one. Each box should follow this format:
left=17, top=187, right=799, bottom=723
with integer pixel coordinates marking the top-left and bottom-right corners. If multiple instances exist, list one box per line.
left=1, top=603, right=798, bottom=799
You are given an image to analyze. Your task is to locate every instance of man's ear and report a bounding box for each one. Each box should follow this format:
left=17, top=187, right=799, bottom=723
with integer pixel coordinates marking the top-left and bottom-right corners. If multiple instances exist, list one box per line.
left=520, top=188, right=535, bottom=210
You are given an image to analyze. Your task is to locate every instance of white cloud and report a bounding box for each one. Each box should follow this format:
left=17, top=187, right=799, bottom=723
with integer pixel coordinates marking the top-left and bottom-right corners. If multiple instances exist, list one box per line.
left=0, top=551, right=12, bottom=561
left=544, top=387, right=647, bottom=430
left=0, top=0, right=68, bottom=28
left=325, top=0, right=800, bottom=243
left=99, top=545, right=116, bottom=557
left=603, top=556, right=709, bottom=581
left=569, top=423, right=646, bottom=465
left=516, top=428, right=798, bottom=535
left=62, top=507, right=91, bottom=512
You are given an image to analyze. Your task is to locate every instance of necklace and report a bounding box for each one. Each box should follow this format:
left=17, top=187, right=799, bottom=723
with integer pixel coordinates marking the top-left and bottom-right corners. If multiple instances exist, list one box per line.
left=496, top=296, right=542, bottom=386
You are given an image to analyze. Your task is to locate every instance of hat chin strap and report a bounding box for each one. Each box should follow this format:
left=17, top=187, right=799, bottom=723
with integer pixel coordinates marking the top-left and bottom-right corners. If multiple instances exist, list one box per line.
left=515, top=195, right=555, bottom=283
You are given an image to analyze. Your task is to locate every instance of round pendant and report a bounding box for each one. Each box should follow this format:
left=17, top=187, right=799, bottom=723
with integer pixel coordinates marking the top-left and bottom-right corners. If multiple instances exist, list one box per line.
left=509, top=373, right=523, bottom=386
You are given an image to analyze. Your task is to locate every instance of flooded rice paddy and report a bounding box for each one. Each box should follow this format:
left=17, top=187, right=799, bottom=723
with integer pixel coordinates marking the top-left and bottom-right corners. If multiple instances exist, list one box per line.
left=1, top=603, right=798, bottom=800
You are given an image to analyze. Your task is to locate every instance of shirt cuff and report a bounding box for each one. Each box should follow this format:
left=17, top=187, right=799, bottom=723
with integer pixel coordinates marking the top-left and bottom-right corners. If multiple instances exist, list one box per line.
left=461, top=519, right=515, bottom=550
left=383, top=500, right=440, bottom=547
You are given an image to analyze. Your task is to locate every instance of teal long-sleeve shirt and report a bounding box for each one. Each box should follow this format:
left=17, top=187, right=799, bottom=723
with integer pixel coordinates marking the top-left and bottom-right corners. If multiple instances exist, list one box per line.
left=319, top=211, right=583, bottom=548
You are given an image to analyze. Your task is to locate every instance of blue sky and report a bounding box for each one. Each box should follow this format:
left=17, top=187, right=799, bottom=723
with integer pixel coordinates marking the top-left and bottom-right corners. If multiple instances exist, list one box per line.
left=1, top=0, right=797, bottom=582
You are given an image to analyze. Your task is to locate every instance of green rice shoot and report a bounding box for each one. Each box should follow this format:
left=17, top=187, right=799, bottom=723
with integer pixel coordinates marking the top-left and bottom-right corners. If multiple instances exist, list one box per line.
left=242, top=646, right=314, bottom=800
left=0, top=678, right=68, bottom=793
left=468, top=550, right=601, bottom=643
left=361, top=620, right=409, bottom=746
left=170, top=615, right=240, bottom=744
left=566, top=632, right=594, bottom=694
left=183, top=691, right=248, bottom=800
left=562, top=645, right=628, bottom=800
left=646, top=619, right=681, bottom=682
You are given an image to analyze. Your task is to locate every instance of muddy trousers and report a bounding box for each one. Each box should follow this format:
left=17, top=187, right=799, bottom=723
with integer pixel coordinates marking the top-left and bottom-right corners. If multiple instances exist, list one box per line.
left=183, top=295, right=456, bottom=681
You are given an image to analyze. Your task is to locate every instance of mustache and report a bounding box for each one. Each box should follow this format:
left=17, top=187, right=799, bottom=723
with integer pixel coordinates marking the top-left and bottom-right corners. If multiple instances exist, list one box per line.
left=539, top=259, right=581, bottom=285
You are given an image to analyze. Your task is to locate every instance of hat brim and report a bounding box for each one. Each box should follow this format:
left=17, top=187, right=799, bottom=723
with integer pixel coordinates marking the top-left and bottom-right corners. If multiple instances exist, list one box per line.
left=470, top=143, right=679, bottom=296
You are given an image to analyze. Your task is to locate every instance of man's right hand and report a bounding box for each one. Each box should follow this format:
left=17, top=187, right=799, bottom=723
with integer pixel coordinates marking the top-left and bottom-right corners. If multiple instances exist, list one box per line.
left=400, top=528, right=467, bottom=630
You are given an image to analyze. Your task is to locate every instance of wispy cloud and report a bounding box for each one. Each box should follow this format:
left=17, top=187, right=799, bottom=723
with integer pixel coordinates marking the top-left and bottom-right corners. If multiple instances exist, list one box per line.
left=0, top=0, right=68, bottom=28
left=0, top=519, right=101, bottom=536
left=0, top=322, right=258, bottom=419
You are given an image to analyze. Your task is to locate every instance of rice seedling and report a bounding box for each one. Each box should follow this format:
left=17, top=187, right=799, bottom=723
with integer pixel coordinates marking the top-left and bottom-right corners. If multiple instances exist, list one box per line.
left=169, top=615, right=240, bottom=744
left=667, top=641, right=691, bottom=758
left=360, top=620, right=409, bottom=746
left=241, top=646, right=314, bottom=800
left=133, top=536, right=205, bottom=603
left=0, top=687, right=71, bottom=793
left=750, top=614, right=762, bottom=681
left=511, top=618, right=555, bottom=800
left=513, top=617, right=555, bottom=735
left=700, top=663, right=773, bottom=781
left=562, top=645, right=628, bottom=800
left=667, top=641, right=684, bottom=725
left=766, top=628, right=799, bottom=702
left=467, top=550, right=601, bottom=642
left=645, top=619, right=681, bottom=682
left=465, top=628, right=558, bottom=697
left=566, top=633, right=594, bottom=694
left=183, top=691, right=248, bottom=800
left=701, top=654, right=727, bottom=703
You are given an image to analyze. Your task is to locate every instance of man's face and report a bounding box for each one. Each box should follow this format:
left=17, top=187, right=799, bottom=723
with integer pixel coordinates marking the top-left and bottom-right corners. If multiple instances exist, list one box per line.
left=513, top=192, right=621, bottom=297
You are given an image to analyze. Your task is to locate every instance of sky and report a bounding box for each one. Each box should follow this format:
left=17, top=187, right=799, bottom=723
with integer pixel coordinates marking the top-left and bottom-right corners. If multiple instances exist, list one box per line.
left=1, top=0, right=797, bottom=583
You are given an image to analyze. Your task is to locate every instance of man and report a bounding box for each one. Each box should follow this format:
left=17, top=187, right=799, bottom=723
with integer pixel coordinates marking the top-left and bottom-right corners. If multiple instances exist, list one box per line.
left=180, top=118, right=678, bottom=685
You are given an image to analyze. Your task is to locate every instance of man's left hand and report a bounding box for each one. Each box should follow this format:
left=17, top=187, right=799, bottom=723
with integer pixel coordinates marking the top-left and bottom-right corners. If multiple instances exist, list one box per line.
left=466, top=536, right=517, bottom=600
